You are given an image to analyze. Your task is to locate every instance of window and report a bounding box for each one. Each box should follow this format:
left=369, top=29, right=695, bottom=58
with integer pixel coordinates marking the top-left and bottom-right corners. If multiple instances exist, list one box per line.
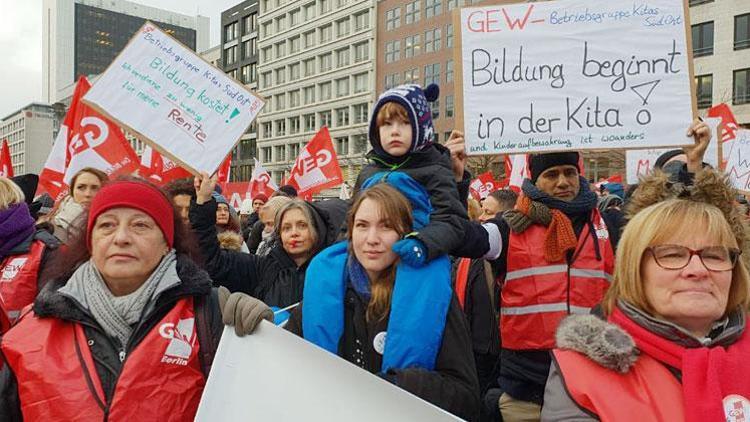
left=353, top=73, right=368, bottom=93
left=353, top=103, right=368, bottom=124
left=336, top=108, right=350, bottom=127
left=275, top=15, right=286, bottom=32
left=446, top=60, right=454, bottom=83
left=242, top=14, right=256, bottom=34
left=320, top=53, right=332, bottom=72
left=354, top=41, right=369, bottom=62
left=321, top=24, right=333, bottom=42
left=429, top=99, right=439, bottom=120
left=405, top=1, right=421, bottom=24
left=385, top=73, right=400, bottom=89
left=274, top=145, right=285, bottom=161
left=320, top=110, right=332, bottom=128
left=337, top=0, right=347, bottom=7
left=385, top=40, right=401, bottom=63
left=688, top=0, right=713, bottom=5
left=336, top=18, right=350, bottom=37
left=304, top=114, right=316, bottom=132
left=290, top=9, right=301, bottom=26
left=425, top=29, right=441, bottom=53
left=304, top=86, right=316, bottom=104
left=304, top=30, right=316, bottom=48
left=276, top=41, right=286, bottom=58
left=352, top=134, right=367, bottom=153
left=320, top=81, right=332, bottom=100
left=262, top=21, right=272, bottom=37
left=336, top=77, right=350, bottom=97
left=304, top=58, right=316, bottom=76
left=275, top=93, right=286, bottom=110
left=320, top=0, right=331, bottom=14
left=289, top=143, right=300, bottom=159
left=446, top=24, right=454, bottom=48
left=290, top=36, right=301, bottom=53
left=304, top=2, right=316, bottom=20
left=249, top=63, right=257, bottom=83
left=386, top=8, right=401, bottom=30
left=425, top=0, right=442, bottom=18
left=354, top=10, right=370, bottom=31
left=445, top=95, right=454, bottom=118
left=262, top=147, right=272, bottom=163
left=447, top=0, right=460, bottom=10
left=224, top=46, right=237, bottom=65
left=276, top=120, right=286, bottom=137
left=242, top=40, right=254, bottom=59
left=224, top=22, right=238, bottom=41
left=335, top=137, right=349, bottom=155
left=264, top=95, right=272, bottom=113
left=263, top=122, right=273, bottom=138
left=695, top=74, right=712, bottom=108
left=337, top=48, right=350, bottom=67
left=289, top=63, right=300, bottom=80
left=405, top=35, right=421, bottom=58
left=734, top=68, right=750, bottom=105
left=290, top=116, right=300, bottom=134
left=424, top=63, right=440, bottom=85
left=404, top=68, right=419, bottom=84
left=290, top=90, right=300, bottom=107
left=737, top=14, right=750, bottom=50
left=262, top=46, right=272, bottom=62
left=275, top=67, right=286, bottom=84
left=262, top=71, right=272, bottom=88
left=691, top=22, right=714, bottom=57
left=241, top=65, right=251, bottom=84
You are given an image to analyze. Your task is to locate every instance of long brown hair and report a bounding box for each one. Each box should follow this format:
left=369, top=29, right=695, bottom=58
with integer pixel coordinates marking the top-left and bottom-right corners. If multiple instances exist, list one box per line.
left=346, top=184, right=413, bottom=322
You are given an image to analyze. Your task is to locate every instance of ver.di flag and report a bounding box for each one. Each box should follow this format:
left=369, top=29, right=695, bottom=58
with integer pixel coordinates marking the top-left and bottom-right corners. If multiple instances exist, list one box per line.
left=0, top=140, right=13, bottom=178
left=139, top=145, right=192, bottom=185
left=39, top=77, right=139, bottom=200
left=250, top=158, right=278, bottom=199
left=287, top=127, right=343, bottom=198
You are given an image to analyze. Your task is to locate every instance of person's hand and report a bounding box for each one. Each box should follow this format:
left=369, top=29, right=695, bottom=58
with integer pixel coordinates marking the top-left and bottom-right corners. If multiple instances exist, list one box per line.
left=218, top=286, right=273, bottom=336
left=684, top=119, right=711, bottom=173
left=392, top=238, right=428, bottom=267
left=445, top=130, right=467, bottom=182
left=194, top=172, right=218, bottom=205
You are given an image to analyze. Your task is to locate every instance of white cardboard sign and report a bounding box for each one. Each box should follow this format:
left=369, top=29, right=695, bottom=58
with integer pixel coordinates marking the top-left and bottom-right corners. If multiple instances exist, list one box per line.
left=196, top=323, right=463, bottom=421
left=724, top=130, right=750, bottom=193
left=459, top=0, right=694, bottom=155
left=624, top=117, right=721, bottom=184
left=82, top=22, right=264, bottom=174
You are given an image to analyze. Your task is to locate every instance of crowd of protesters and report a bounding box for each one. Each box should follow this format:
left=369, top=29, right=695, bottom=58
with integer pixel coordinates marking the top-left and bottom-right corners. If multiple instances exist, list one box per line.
left=0, top=82, right=747, bottom=422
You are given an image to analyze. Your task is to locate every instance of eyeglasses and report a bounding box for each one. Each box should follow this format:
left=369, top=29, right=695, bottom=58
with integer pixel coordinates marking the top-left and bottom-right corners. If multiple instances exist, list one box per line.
left=647, top=245, right=741, bottom=272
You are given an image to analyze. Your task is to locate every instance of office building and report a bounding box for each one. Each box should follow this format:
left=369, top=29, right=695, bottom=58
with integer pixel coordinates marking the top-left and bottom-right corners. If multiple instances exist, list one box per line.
left=0, top=104, right=64, bottom=175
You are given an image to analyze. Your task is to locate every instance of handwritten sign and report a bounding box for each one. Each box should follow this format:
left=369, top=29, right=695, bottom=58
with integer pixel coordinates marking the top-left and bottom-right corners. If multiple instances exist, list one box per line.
left=724, top=130, right=750, bottom=193
left=457, top=0, right=695, bottom=155
left=82, top=22, right=264, bottom=175
left=196, top=323, right=462, bottom=421
left=625, top=117, right=721, bottom=184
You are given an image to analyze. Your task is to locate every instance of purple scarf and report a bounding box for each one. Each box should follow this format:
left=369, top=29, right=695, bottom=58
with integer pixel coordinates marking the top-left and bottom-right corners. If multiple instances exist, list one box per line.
left=0, top=203, right=35, bottom=258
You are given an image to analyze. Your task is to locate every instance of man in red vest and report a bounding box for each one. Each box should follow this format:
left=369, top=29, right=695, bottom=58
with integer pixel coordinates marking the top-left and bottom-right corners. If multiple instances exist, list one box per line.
left=484, top=152, right=620, bottom=421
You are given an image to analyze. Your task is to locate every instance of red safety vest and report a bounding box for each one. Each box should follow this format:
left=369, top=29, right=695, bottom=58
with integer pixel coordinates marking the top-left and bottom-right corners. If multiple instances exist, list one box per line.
left=0, top=239, right=46, bottom=321
left=552, top=349, right=684, bottom=421
left=501, top=209, right=614, bottom=350
left=2, top=297, right=206, bottom=421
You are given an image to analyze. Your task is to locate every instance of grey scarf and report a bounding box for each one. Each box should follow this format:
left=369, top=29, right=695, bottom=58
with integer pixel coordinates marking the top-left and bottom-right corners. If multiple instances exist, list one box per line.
left=64, top=250, right=178, bottom=348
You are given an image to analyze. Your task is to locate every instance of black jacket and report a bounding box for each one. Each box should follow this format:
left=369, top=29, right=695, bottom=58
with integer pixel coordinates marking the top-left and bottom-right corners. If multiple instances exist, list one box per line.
left=0, top=255, right=223, bottom=421
left=286, top=288, right=481, bottom=421
left=355, top=144, right=471, bottom=261
left=190, top=198, right=345, bottom=307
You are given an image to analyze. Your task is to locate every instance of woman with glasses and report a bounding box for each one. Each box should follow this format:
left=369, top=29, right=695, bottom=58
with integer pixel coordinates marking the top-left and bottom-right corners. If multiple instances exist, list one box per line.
left=541, top=168, right=750, bottom=422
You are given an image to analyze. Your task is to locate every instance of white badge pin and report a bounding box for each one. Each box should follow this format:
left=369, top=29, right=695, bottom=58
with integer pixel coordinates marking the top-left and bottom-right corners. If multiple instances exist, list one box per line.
left=724, top=394, right=750, bottom=422
left=373, top=331, right=387, bottom=355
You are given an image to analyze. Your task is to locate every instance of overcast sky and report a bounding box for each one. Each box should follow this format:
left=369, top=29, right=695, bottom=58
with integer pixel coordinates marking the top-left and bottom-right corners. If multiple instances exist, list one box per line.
left=0, top=0, right=237, bottom=118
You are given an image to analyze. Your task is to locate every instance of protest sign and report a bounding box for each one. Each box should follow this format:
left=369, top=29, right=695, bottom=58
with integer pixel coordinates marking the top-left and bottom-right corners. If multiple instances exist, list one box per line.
left=723, top=130, right=750, bottom=193
left=287, top=127, right=343, bottom=197
left=196, top=322, right=462, bottom=421
left=0, top=140, right=12, bottom=178
left=455, top=0, right=695, bottom=155
left=624, top=116, right=721, bottom=184
left=82, top=22, right=264, bottom=175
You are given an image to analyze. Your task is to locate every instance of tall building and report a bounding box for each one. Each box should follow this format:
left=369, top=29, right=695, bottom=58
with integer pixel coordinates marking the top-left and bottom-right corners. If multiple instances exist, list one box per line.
left=220, top=1, right=260, bottom=182
left=43, top=0, right=210, bottom=103
left=256, top=0, right=375, bottom=188
left=691, top=0, right=750, bottom=125
left=0, top=104, right=64, bottom=175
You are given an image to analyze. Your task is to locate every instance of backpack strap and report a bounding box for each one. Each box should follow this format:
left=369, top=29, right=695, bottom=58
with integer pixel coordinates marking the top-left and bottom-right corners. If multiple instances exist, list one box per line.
left=194, top=288, right=221, bottom=379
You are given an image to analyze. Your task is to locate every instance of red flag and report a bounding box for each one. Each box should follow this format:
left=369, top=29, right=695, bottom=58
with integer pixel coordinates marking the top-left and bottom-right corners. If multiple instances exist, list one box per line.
left=505, top=154, right=529, bottom=193
left=607, top=174, right=623, bottom=184
left=217, top=154, right=232, bottom=183
left=0, top=140, right=13, bottom=178
left=707, top=103, right=739, bottom=143
left=469, top=171, right=496, bottom=200
left=249, top=158, right=278, bottom=199
left=39, top=77, right=139, bottom=200
left=139, top=145, right=192, bottom=186
left=287, top=127, right=343, bottom=197
left=222, top=182, right=251, bottom=210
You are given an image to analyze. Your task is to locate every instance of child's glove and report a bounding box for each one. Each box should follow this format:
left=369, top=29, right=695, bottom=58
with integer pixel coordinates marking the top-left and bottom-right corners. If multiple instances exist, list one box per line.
left=392, top=238, right=428, bottom=267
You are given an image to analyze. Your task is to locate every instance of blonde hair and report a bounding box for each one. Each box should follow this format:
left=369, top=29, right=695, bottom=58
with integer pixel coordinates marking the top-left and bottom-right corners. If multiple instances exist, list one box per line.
left=603, top=199, right=750, bottom=317
left=467, top=198, right=481, bottom=221
left=0, top=177, right=25, bottom=210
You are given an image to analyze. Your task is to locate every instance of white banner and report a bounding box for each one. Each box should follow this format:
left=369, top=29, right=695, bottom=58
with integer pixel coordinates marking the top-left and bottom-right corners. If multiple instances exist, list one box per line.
left=459, top=0, right=694, bottom=155
left=82, top=22, right=264, bottom=174
left=196, top=323, right=463, bottom=421
left=625, top=117, right=721, bottom=184
left=724, top=130, right=750, bottom=193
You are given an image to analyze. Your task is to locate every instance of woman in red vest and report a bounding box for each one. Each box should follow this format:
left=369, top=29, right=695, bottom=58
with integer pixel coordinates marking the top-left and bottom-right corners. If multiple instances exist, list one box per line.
left=542, top=167, right=750, bottom=422
left=0, top=178, right=235, bottom=421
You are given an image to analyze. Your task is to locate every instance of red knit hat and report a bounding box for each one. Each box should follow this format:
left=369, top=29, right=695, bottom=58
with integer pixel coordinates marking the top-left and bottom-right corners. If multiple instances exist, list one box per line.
left=87, top=180, right=175, bottom=250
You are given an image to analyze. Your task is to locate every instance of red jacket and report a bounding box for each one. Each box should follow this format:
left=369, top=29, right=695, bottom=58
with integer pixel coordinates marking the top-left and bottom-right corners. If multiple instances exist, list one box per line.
left=2, top=297, right=206, bottom=421
left=0, top=239, right=46, bottom=321
left=501, top=209, right=614, bottom=349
